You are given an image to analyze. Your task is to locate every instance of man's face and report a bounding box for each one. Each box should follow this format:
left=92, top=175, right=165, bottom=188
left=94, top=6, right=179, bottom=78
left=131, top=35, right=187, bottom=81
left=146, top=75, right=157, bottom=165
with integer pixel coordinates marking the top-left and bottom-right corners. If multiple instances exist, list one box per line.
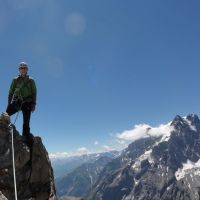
left=19, top=67, right=28, bottom=76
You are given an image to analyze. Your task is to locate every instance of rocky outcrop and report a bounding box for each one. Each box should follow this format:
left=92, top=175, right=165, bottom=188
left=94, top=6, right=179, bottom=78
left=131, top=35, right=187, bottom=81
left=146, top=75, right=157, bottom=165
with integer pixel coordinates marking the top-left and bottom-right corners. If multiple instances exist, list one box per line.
left=0, top=112, right=57, bottom=200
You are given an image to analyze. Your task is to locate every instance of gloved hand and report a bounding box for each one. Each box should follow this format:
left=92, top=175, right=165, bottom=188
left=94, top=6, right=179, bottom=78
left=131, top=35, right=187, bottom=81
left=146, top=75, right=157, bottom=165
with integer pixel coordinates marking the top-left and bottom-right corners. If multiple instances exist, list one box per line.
left=31, top=104, right=36, bottom=112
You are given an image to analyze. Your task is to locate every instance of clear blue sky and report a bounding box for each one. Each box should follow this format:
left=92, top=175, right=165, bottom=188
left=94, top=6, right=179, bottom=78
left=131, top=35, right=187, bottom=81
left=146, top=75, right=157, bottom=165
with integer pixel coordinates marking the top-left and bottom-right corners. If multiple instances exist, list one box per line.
left=0, top=0, right=200, bottom=155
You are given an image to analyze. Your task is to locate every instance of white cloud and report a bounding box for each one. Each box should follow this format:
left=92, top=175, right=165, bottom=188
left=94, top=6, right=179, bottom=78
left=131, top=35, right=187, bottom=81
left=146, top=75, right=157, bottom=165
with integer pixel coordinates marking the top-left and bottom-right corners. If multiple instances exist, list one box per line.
left=50, top=121, right=174, bottom=161
left=50, top=147, right=90, bottom=160
left=117, top=123, right=173, bottom=141
left=49, top=152, right=69, bottom=159
left=77, top=147, right=88, bottom=151
left=65, top=12, right=86, bottom=36
left=107, top=138, right=129, bottom=151
left=116, top=139, right=126, bottom=145
left=102, top=145, right=114, bottom=151
left=77, top=147, right=89, bottom=154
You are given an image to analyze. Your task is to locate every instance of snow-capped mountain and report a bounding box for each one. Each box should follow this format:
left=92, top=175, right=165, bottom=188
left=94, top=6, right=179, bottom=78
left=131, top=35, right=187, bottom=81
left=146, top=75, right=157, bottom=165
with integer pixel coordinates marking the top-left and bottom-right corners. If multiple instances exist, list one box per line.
left=87, top=114, right=200, bottom=200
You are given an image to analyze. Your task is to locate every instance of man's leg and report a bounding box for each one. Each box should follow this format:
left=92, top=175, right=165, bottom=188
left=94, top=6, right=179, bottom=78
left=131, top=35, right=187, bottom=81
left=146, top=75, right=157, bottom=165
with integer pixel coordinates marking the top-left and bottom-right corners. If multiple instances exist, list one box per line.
left=6, top=103, right=18, bottom=116
left=22, top=103, right=31, bottom=136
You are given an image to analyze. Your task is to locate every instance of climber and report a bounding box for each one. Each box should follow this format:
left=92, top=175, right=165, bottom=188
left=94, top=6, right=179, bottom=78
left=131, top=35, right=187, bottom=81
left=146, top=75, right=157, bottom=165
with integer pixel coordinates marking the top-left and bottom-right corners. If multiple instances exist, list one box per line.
left=6, top=62, right=37, bottom=139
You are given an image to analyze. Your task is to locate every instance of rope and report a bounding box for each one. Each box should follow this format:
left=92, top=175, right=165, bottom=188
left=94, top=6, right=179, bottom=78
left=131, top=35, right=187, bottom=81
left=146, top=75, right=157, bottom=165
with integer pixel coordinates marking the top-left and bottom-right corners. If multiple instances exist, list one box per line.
left=10, top=125, right=18, bottom=200
left=9, top=109, right=21, bottom=200
left=8, top=76, right=28, bottom=199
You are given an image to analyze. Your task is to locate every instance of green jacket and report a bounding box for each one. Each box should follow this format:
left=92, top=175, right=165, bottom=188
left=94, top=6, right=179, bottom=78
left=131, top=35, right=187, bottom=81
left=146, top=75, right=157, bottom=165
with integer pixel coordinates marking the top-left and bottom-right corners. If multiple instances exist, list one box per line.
left=8, top=75, right=37, bottom=104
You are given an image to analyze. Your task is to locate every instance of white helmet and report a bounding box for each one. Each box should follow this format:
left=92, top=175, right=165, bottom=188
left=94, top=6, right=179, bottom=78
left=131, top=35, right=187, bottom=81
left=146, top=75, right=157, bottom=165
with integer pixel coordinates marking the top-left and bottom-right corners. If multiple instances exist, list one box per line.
left=18, top=62, right=28, bottom=69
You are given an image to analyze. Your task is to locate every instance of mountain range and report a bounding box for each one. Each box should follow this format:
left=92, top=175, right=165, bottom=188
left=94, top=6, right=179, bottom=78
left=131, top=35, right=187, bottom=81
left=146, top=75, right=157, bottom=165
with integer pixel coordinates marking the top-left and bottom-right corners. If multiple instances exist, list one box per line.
left=55, top=151, right=119, bottom=198
left=87, top=114, right=200, bottom=200
left=55, top=114, right=200, bottom=200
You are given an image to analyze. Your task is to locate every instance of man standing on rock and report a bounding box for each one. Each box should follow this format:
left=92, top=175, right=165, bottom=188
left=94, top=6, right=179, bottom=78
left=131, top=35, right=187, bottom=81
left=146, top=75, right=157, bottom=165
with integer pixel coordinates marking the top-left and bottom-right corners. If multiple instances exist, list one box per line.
left=6, top=62, right=37, bottom=138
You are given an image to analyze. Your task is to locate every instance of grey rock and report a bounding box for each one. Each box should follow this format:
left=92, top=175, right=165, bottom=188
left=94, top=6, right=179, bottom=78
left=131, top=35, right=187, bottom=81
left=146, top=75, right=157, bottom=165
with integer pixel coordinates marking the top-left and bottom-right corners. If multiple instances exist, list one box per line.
left=0, top=191, right=8, bottom=200
left=0, top=112, right=57, bottom=200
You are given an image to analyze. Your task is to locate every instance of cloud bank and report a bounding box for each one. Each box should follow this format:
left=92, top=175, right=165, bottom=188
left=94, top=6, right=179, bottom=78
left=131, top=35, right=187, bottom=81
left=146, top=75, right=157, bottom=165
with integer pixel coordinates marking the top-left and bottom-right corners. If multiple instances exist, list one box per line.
left=117, top=122, right=173, bottom=141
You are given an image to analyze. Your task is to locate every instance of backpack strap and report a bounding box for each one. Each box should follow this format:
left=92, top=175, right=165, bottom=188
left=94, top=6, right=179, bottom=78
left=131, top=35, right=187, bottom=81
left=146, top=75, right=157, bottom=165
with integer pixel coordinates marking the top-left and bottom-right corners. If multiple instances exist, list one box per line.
left=28, top=76, right=34, bottom=84
left=13, top=76, right=20, bottom=86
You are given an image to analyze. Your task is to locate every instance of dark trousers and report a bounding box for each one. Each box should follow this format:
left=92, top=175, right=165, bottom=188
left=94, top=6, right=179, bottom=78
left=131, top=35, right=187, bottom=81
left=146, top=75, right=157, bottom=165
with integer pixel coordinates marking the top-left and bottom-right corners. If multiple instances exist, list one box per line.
left=6, top=102, right=32, bottom=136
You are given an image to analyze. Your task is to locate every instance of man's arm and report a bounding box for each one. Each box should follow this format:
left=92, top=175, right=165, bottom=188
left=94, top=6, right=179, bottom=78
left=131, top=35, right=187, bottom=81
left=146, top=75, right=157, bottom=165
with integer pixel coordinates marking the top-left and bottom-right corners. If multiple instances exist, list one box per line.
left=31, top=79, right=37, bottom=111
left=8, top=79, right=16, bottom=104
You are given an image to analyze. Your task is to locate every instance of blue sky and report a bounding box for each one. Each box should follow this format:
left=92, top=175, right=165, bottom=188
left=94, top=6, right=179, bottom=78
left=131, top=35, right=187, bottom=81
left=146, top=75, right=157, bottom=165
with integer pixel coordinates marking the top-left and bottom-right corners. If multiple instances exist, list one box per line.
left=0, top=0, right=200, bottom=156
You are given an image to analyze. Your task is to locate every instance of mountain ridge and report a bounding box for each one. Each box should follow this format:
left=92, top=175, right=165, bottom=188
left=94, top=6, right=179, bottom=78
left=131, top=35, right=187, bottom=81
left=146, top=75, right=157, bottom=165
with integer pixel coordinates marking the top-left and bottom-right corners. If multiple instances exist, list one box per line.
left=52, top=151, right=119, bottom=179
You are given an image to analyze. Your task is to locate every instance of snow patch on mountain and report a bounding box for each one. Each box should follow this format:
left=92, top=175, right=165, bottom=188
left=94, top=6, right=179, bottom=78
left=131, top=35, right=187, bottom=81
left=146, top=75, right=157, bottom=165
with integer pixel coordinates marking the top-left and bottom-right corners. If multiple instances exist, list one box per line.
left=183, top=116, right=197, bottom=131
left=175, top=159, right=200, bottom=181
left=132, top=149, right=153, bottom=171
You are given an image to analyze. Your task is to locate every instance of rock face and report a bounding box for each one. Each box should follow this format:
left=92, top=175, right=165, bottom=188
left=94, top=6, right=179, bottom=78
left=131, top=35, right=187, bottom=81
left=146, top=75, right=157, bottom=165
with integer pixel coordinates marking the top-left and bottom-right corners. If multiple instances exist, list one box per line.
left=87, top=114, right=200, bottom=200
left=0, top=112, right=57, bottom=200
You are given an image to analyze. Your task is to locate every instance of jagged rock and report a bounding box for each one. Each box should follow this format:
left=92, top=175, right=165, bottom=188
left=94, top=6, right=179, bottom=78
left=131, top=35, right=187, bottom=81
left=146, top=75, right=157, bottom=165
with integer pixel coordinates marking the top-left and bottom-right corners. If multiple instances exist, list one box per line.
left=0, top=191, right=7, bottom=200
left=0, top=112, right=57, bottom=200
